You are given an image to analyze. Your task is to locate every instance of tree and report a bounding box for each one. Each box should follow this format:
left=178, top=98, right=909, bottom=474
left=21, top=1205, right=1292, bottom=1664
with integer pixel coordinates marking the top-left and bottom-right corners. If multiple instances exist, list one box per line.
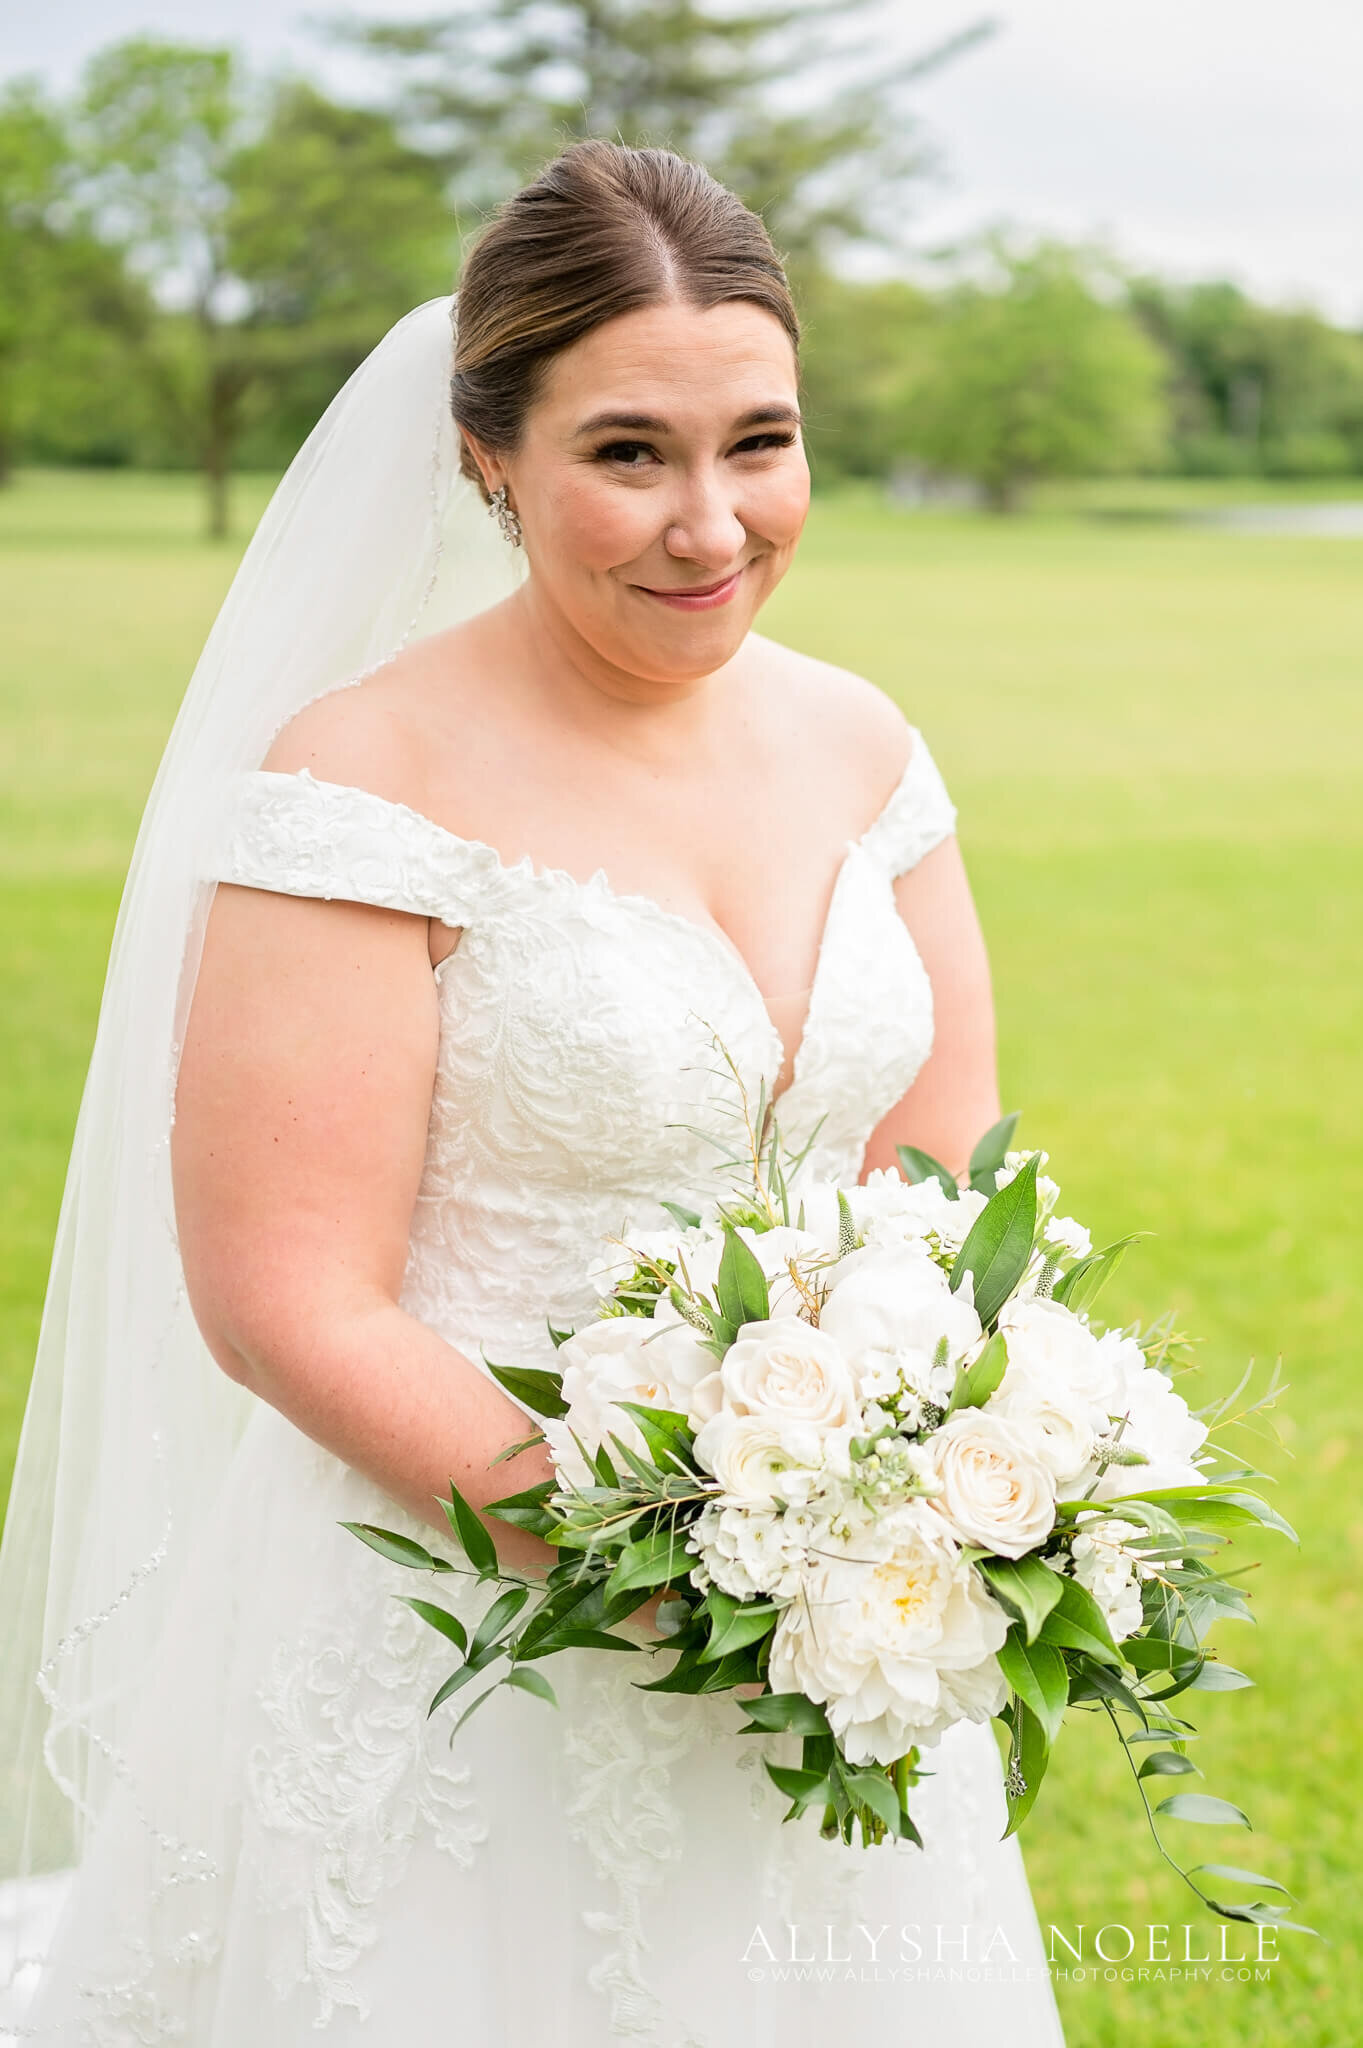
left=900, top=242, right=1170, bottom=511
left=74, top=39, right=452, bottom=535
left=1130, top=277, right=1363, bottom=477
left=0, top=81, right=149, bottom=482
left=327, top=1, right=997, bottom=269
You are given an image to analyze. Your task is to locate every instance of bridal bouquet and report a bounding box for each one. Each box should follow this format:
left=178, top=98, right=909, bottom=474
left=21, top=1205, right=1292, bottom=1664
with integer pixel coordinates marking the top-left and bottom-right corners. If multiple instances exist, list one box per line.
left=345, top=1088, right=1300, bottom=1931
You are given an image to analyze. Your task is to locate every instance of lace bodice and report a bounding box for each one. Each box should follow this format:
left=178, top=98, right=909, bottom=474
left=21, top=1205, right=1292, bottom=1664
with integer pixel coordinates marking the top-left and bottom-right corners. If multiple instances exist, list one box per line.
left=210, top=725, right=956, bottom=1414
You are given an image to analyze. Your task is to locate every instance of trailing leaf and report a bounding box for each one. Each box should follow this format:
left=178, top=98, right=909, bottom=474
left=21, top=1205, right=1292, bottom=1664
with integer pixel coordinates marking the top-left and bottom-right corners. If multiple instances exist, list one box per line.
left=895, top=1143, right=958, bottom=1197
left=949, top=1155, right=1039, bottom=1326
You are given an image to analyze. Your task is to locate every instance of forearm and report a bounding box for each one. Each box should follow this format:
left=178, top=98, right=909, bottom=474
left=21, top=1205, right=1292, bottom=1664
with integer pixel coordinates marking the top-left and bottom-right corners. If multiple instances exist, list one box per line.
left=221, top=1295, right=559, bottom=1576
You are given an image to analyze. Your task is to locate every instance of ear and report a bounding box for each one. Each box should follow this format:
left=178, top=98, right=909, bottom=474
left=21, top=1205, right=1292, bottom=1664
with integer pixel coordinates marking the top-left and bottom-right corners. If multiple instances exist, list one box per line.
left=459, top=426, right=506, bottom=498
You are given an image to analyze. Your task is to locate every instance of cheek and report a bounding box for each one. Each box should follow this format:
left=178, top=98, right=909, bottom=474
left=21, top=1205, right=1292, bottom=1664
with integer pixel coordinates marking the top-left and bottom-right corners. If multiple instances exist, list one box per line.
left=751, top=462, right=811, bottom=548
left=535, top=470, right=654, bottom=572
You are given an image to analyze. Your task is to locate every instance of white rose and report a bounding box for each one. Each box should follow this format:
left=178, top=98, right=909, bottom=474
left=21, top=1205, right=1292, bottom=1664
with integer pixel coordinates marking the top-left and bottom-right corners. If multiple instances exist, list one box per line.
left=768, top=1500, right=1010, bottom=1764
left=926, top=1409, right=1057, bottom=1557
left=718, top=1319, right=861, bottom=1430
left=542, top=1317, right=694, bottom=1488
left=820, top=1244, right=982, bottom=1406
left=997, top=1298, right=1121, bottom=1413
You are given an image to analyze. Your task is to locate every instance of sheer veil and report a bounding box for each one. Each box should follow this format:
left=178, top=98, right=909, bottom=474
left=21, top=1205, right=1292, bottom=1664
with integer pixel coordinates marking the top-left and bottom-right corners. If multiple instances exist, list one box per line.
left=0, top=294, right=526, bottom=1993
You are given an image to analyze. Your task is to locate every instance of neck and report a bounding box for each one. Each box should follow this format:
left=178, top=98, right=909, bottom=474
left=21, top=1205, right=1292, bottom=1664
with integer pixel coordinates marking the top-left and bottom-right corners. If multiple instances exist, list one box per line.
left=496, top=579, right=746, bottom=764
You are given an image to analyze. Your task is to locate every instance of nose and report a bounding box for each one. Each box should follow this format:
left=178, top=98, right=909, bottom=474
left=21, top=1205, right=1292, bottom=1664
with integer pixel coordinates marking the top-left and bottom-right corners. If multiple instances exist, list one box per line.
left=662, top=469, right=747, bottom=570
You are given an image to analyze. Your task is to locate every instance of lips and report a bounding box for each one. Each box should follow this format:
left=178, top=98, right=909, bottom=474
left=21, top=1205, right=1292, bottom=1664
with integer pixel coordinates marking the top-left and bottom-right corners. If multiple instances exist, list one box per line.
left=636, top=567, right=745, bottom=610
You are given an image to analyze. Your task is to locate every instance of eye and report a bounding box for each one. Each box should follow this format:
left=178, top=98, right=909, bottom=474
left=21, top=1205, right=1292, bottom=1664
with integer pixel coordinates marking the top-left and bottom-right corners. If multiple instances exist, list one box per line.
left=594, top=440, right=660, bottom=468
left=731, top=430, right=800, bottom=456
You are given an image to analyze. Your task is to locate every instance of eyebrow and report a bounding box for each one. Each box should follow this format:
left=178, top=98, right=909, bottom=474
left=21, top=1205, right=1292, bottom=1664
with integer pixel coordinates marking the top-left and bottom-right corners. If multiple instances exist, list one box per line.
left=573, top=403, right=803, bottom=437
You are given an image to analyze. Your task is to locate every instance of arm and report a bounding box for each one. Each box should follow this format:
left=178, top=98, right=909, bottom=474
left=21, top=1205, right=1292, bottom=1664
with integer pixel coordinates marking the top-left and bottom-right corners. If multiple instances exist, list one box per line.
left=170, top=875, right=558, bottom=1577
left=859, top=835, right=1001, bottom=1183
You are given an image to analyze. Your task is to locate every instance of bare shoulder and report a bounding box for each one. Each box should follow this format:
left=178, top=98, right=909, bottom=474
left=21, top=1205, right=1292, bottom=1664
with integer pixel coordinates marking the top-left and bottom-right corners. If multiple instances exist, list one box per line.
left=258, top=627, right=472, bottom=810
left=747, top=633, right=918, bottom=801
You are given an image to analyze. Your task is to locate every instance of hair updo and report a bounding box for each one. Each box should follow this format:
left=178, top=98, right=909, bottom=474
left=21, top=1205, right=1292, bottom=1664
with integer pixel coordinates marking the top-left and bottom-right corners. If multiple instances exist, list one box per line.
left=450, top=139, right=800, bottom=502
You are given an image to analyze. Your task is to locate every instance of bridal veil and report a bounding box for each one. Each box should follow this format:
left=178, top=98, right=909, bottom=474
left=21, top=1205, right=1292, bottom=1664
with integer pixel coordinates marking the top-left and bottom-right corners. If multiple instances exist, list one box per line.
left=0, top=295, right=525, bottom=1998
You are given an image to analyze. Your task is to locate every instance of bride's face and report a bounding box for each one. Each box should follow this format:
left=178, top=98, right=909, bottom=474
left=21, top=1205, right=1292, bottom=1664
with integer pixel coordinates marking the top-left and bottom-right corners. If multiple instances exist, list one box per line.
left=488, top=298, right=809, bottom=685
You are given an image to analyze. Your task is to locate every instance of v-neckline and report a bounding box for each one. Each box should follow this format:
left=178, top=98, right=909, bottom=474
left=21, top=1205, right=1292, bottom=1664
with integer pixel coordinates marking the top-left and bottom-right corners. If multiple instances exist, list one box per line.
left=280, top=742, right=919, bottom=1112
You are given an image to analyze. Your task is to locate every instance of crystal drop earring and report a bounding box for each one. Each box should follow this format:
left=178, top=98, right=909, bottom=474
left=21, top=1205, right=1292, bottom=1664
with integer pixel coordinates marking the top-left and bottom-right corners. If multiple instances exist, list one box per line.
left=489, top=483, right=523, bottom=548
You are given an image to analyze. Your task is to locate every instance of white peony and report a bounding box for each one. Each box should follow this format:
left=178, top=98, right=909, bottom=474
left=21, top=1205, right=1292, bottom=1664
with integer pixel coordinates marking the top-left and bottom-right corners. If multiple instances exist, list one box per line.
left=991, top=1298, right=1122, bottom=1489
left=926, top=1408, right=1058, bottom=1557
left=717, top=1319, right=861, bottom=1430
left=768, top=1500, right=1010, bottom=1764
left=542, top=1316, right=703, bottom=1489
left=1089, top=1334, right=1210, bottom=1499
left=820, top=1244, right=982, bottom=1410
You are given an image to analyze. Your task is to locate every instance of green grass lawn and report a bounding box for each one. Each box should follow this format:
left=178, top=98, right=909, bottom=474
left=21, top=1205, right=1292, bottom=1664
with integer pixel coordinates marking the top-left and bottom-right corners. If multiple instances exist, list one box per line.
left=2, top=467, right=1359, bottom=2042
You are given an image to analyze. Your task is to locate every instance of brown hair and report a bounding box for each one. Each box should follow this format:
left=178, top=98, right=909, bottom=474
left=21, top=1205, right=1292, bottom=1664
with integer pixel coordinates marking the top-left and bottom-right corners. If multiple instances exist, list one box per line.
left=451, top=139, right=800, bottom=501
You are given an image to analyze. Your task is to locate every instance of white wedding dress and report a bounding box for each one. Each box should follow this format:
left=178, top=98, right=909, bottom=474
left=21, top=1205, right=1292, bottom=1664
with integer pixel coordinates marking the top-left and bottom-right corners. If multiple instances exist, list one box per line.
left=13, top=724, right=1064, bottom=2046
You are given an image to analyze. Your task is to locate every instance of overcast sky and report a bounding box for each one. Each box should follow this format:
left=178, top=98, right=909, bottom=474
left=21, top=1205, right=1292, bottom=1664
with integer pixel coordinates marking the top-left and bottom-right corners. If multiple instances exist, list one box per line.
left=6, top=0, right=1362, bottom=322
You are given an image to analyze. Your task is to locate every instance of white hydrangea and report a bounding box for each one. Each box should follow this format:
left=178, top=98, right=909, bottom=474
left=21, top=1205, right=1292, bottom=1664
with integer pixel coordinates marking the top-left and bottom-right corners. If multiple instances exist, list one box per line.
left=1068, top=1515, right=1156, bottom=1644
left=686, top=1498, right=840, bottom=1602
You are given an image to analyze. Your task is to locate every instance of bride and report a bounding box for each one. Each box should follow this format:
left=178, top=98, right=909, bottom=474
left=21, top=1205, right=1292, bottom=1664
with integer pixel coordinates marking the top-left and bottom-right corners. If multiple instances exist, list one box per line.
left=0, top=141, right=1065, bottom=2043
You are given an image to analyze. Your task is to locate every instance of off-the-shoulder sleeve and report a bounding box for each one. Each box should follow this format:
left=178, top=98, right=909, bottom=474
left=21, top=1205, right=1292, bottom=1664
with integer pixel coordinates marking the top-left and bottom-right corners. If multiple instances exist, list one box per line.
left=859, top=730, right=958, bottom=879
left=206, top=767, right=495, bottom=927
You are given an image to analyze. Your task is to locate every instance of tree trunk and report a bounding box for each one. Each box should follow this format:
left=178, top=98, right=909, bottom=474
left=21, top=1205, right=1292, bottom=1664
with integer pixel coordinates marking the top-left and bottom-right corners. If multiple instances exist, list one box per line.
left=202, top=362, right=237, bottom=541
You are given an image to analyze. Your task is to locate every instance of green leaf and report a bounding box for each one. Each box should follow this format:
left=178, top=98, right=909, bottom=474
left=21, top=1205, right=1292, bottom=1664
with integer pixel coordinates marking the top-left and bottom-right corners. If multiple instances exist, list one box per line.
left=843, top=1768, right=902, bottom=1834
left=764, top=1761, right=833, bottom=1816
left=977, top=1554, right=1066, bottom=1642
left=543, top=1627, right=642, bottom=1653
left=400, top=1597, right=469, bottom=1655
left=1138, top=1750, right=1202, bottom=1781
left=468, top=1584, right=531, bottom=1662
left=943, top=1330, right=1009, bottom=1417
left=427, top=1660, right=487, bottom=1717
left=659, top=1200, right=703, bottom=1230
left=737, top=1691, right=832, bottom=1737
left=714, top=1225, right=771, bottom=1329
left=997, top=1629, right=1068, bottom=1747
left=340, top=1521, right=450, bottom=1573
left=1037, top=1574, right=1124, bottom=1668
left=612, top=1400, right=694, bottom=1471
left=503, top=1666, right=558, bottom=1708
left=547, top=1322, right=574, bottom=1351
left=1000, top=1697, right=1050, bottom=1837
left=483, top=1360, right=569, bottom=1419
left=967, top=1111, right=1021, bottom=1192
left=1189, top=1864, right=1291, bottom=1896
left=439, top=1481, right=500, bottom=1577
left=949, top=1155, right=1039, bottom=1325
left=1189, top=1661, right=1254, bottom=1692
left=895, top=1144, right=958, bottom=1198
left=1052, top=1237, right=1140, bottom=1314
left=1156, top=1793, right=1252, bottom=1828
left=604, top=1526, right=693, bottom=1601
left=697, top=1592, right=779, bottom=1663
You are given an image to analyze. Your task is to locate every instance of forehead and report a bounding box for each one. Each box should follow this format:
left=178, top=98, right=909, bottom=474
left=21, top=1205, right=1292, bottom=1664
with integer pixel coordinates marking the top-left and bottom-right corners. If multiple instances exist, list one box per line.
left=532, top=299, right=799, bottom=430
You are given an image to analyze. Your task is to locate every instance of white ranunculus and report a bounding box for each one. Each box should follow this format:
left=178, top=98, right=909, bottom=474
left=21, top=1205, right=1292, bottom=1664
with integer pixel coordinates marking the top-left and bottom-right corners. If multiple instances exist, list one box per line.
left=692, top=1410, right=852, bottom=1507
left=768, top=1500, right=1010, bottom=1764
left=1068, top=1515, right=1151, bottom=1643
left=820, top=1244, right=982, bottom=1408
left=718, top=1319, right=861, bottom=1431
left=1089, top=1335, right=1210, bottom=1499
left=926, top=1409, right=1058, bottom=1557
left=542, top=1316, right=697, bottom=1489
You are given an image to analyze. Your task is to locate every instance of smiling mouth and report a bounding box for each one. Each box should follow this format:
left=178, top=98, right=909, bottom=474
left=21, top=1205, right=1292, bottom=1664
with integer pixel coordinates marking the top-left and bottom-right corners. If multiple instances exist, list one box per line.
left=636, top=568, right=745, bottom=609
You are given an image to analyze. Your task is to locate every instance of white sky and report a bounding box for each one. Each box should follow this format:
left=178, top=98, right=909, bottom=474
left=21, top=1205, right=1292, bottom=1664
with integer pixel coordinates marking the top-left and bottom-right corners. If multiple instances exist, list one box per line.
left=5, top=0, right=1362, bottom=322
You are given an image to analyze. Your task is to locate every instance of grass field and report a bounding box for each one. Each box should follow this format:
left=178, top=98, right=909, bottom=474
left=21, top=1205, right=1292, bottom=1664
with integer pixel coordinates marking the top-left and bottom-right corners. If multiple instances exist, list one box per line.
left=2, top=467, right=1360, bottom=2042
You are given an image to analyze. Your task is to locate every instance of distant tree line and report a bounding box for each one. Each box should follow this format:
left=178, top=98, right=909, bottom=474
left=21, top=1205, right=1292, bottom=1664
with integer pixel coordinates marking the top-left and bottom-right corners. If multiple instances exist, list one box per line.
left=3, top=10, right=1362, bottom=527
